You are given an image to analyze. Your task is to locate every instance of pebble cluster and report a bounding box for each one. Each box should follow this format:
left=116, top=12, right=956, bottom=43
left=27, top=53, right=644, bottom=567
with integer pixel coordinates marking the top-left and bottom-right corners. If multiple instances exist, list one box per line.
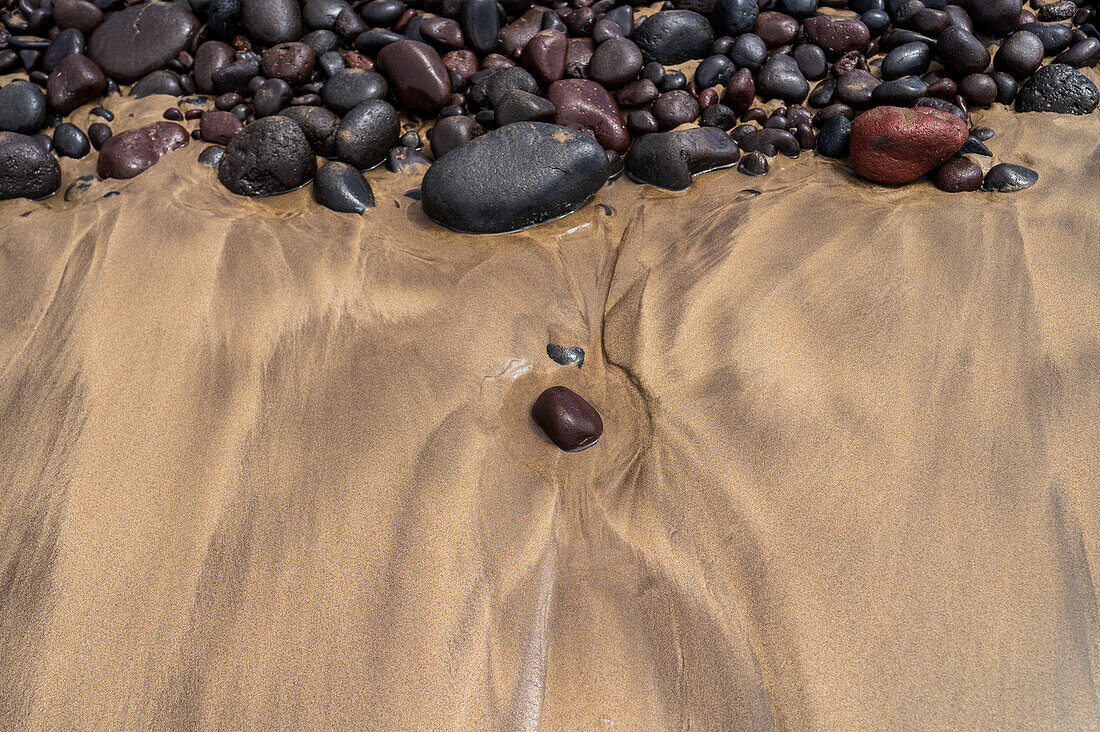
left=0, top=0, right=1098, bottom=231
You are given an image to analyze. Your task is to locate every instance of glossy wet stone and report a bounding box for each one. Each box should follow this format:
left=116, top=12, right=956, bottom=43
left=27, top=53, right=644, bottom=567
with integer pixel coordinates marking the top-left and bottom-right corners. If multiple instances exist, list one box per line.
left=421, top=122, right=608, bottom=233
left=241, top=0, right=302, bottom=46
left=588, top=38, right=643, bottom=89
left=815, top=114, right=851, bottom=158
left=429, top=114, right=483, bottom=158
left=737, top=149, right=768, bottom=175
left=547, top=79, right=630, bottom=154
left=88, top=122, right=111, bottom=149
left=531, top=386, right=603, bottom=452
left=313, top=161, right=375, bottom=213
left=756, top=53, right=809, bottom=103
left=197, top=145, right=224, bottom=167
left=737, top=128, right=800, bottom=157
left=87, top=1, right=199, bottom=84
left=850, top=105, right=968, bottom=185
left=712, top=0, right=758, bottom=36
left=521, top=30, right=567, bottom=86
left=52, top=122, right=89, bottom=159
left=804, top=16, right=870, bottom=56
left=0, top=79, right=47, bottom=134
left=322, top=68, right=389, bottom=115
left=1016, top=63, right=1099, bottom=115
left=936, top=27, right=991, bottom=77
left=547, top=344, right=585, bottom=367
left=0, top=131, right=61, bottom=200
left=995, top=31, right=1044, bottom=79
left=495, top=89, right=556, bottom=126
left=625, top=126, right=740, bottom=189
left=982, top=162, right=1038, bottom=192
left=97, top=121, right=189, bottom=180
left=386, top=146, right=431, bottom=172
left=218, top=116, right=315, bottom=196
left=632, top=11, right=714, bottom=65
left=279, top=105, right=339, bottom=157
left=377, top=40, right=452, bottom=113
left=129, top=70, right=183, bottom=98
left=881, top=41, right=932, bottom=80
left=930, top=156, right=983, bottom=192
left=200, top=110, right=243, bottom=145
left=335, top=99, right=401, bottom=170
left=54, top=0, right=104, bottom=34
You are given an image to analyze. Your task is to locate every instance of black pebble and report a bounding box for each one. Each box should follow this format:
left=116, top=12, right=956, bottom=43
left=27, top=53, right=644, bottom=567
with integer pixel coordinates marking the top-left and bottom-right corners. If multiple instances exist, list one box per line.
left=313, top=161, right=376, bottom=213
left=815, top=115, right=850, bottom=158
left=1015, top=63, right=1099, bottom=115
left=982, top=163, right=1038, bottom=192
left=335, top=99, right=401, bottom=169
left=547, top=344, right=585, bottom=367
left=198, top=145, right=225, bottom=168
left=0, top=79, right=47, bottom=134
left=52, top=122, right=90, bottom=159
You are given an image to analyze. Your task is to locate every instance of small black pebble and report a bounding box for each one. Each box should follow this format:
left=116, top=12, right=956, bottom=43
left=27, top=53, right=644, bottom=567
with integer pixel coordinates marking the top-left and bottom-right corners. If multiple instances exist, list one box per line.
left=547, top=344, right=585, bottom=367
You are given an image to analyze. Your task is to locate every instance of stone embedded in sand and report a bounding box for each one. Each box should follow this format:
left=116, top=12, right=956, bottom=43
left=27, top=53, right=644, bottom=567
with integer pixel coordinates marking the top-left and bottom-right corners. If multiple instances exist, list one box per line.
left=982, top=163, right=1038, bottom=192
left=547, top=79, right=630, bottom=154
left=931, top=157, right=984, bottom=192
left=532, top=385, right=603, bottom=452
left=52, top=123, right=90, bottom=159
left=87, top=1, right=199, bottom=83
left=652, top=90, right=699, bottom=130
left=0, top=131, right=62, bottom=200
left=816, top=115, right=851, bottom=158
left=850, top=105, right=969, bottom=185
left=97, top=121, right=189, bottom=180
left=547, top=344, right=585, bottom=367
left=738, top=149, right=769, bottom=175
left=217, top=116, right=315, bottom=196
left=334, top=99, right=400, bottom=170
left=421, top=122, right=608, bottom=233
left=0, top=80, right=47, bottom=134
left=1015, top=64, right=1099, bottom=115
left=626, top=126, right=740, bottom=190
left=46, top=54, right=106, bottom=115
left=376, top=40, right=452, bottom=112
left=241, top=0, right=302, bottom=46
left=632, top=11, right=714, bottom=65
left=313, top=161, right=375, bottom=214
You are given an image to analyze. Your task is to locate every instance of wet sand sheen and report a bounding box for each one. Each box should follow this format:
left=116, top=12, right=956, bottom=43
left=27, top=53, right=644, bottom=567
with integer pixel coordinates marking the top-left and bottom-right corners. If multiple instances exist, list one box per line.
left=1, top=94, right=1099, bottom=729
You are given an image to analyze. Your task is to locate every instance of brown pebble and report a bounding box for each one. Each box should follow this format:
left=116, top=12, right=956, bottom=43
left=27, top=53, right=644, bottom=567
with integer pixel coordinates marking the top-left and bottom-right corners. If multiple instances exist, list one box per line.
left=96, top=121, right=189, bottom=179
left=163, top=107, right=184, bottom=121
left=521, top=30, right=568, bottom=85
left=959, top=73, right=997, bottom=107
left=200, top=110, right=243, bottom=145
left=1037, top=0, right=1076, bottom=21
left=721, top=67, right=755, bottom=115
left=652, top=89, right=699, bottom=129
left=442, top=50, right=479, bottom=79
left=184, top=108, right=203, bottom=120
left=930, top=156, right=984, bottom=192
left=738, top=150, right=768, bottom=175
left=547, top=78, right=630, bottom=154
left=54, top=0, right=104, bottom=34
left=698, top=87, right=718, bottom=110
left=344, top=51, right=375, bottom=71
left=755, top=11, right=800, bottom=49
left=531, top=386, right=603, bottom=452
left=420, top=17, right=465, bottom=51
left=261, top=42, right=316, bottom=85
left=377, top=40, right=452, bottom=112
left=615, top=78, right=659, bottom=107
left=46, top=53, right=106, bottom=115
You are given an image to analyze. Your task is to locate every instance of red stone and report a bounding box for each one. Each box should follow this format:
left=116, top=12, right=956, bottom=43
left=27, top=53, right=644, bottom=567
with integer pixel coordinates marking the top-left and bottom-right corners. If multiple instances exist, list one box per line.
left=850, top=105, right=968, bottom=185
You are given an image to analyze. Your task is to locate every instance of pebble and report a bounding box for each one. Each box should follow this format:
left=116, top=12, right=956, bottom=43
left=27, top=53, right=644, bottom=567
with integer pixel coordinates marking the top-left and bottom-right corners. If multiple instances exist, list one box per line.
left=793, top=43, right=828, bottom=81
left=387, top=146, right=431, bottom=172
left=218, top=116, right=314, bottom=196
left=835, top=69, right=882, bottom=107
left=695, top=54, right=735, bottom=88
left=279, top=105, right=339, bottom=157
left=521, top=30, right=568, bottom=85
left=615, top=79, right=659, bottom=107
left=130, top=70, right=183, bottom=98
left=711, top=0, right=759, bottom=36
left=495, top=89, right=556, bottom=125
left=198, top=145, right=224, bottom=168
left=815, top=114, right=851, bottom=158
left=652, top=90, right=699, bottom=129
left=632, top=11, right=714, bottom=64
left=957, top=136, right=992, bottom=156
left=469, top=67, right=539, bottom=110
left=625, top=126, right=741, bottom=189
left=1015, top=63, right=1099, bottom=114
left=1036, top=0, right=1076, bottom=23
left=995, top=31, right=1044, bottom=79
left=737, top=150, right=768, bottom=175
left=804, top=16, right=871, bottom=56
left=547, top=79, right=630, bottom=154
left=531, top=386, right=603, bottom=452
left=1055, top=38, right=1100, bottom=69
left=322, top=68, right=389, bottom=115
left=588, top=38, right=643, bottom=89
left=54, top=0, right=104, bottom=34
left=871, top=76, right=928, bottom=106
left=850, top=105, right=968, bottom=184
left=981, top=162, right=1038, bottom=192
left=547, top=344, right=585, bottom=367
left=87, top=1, right=199, bottom=83
left=241, top=0, right=302, bottom=46
left=0, top=79, right=47, bottom=134
left=313, top=161, right=375, bottom=213
left=252, top=78, right=292, bottom=117
left=462, top=0, right=500, bottom=56
left=965, top=0, right=1022, bottom=37
left=421, top=121, right=609, bottom=233
left=194, top=41, right=234, bottom=94
left=335, top=99, right=401, bottom=169
left=88, top=122, right=112, bottom=149
left=756, top=53, right=809, bottom=103
left=722, top=67, right=756, bottom=114
left=377, top=40, right=452, bottom=112
left=420, top=17, right=465, bottom=51
left=200, top=110, right=244, bottom=145
left=1020, top=22, right=1073, bottom=55
left=0, top=131, right=61, bottom=200
left=52, top=122, right=89, bottom=158
left=936, top=27, right=991, bottom=77
left=959, top=73, right=998, bottom=107
left=42, top=29, right=86, bottom=74
left=430, top=114, right=484, bottom=157
left=881, top=41, right=933, bottom=80
left=729, top=33, right=767, bottom=70
left=738, top=128, right=800, bottom=157
left=930, top=157, right=984, bottom=192
left=261, top=42, right=315, bottom=85
left=97, top=121, right=189, bottom=180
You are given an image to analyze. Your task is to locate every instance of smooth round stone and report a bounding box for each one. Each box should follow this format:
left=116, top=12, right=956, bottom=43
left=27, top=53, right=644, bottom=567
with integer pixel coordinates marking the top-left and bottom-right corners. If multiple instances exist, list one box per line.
left=211, top=56, right=260, bottom=95
left=52, top=122, right=90, bottom=158
left=850, top=105, right=968, bottom=184
left=588, top=38, right=643, bottom=89
left=421, top=121, right=609, bottom=234
left=547, top=344, right=584, bottom=367
left=835, top=69, right=882, bottom=107
left=627, top=109, right=659, bottom=135
left=198, top=145, right=224, bottom=168
left=461, top=0, right=500, bottom=56
left=1015, top=63, right=1099, bottom=114
left=930, top=156, right=983, bottom=192
left=871, top=76, right=927, bottom=106
left=194, top=41, right=234, bottom=94
left=421, top=17, right=465, bottom=51
left=737, top=128, right=800, bottom=157
left=632, top=11, right=715, bottom=65
left=694, top=54, right=734, bottom=88
left=1055, top=39, right=1100, bottom=69
left=547, top=79, right=630, bottom=154
left=251, top=78, right=292, bottom=118
left=54, top=0, right=104, bottom=34
left=313, top=161, right=375, bottom=213
left=521, top=30, right=567, bottom=86
left=738, top=150, right=768, bottom=175
left=88, top=122, right=112, bottom=149
left=97, top=121, right=189, bottom=179
left=260, top=42, right=315, bottom=85
left=429, top=115, right=483, bottom=158
left=0, top=131, right=61, bottom=200
left=793, top=43, right=827, bottom=81
left=995, top=31, right=1043, bottom=78
left=959, top=73, right=997, bottom=107
left=279, top=105, right=339, bottom=157
left=303, top=0, right=351, bottom=30
left=982, top=162, right=1037, bottom=192
left=964, top=0, right=1021, bottom=37
left=495, top=89, right=556, bottom=126
left=377, top=40, right=452, bottom=112
left=803, top=16, right=870, bottom=56
left=1019, top=22, right=1073, bottom=55
left=0, top=79, right=47, bottom=134
left=240, top=0, right=302, bottom=46
left=531, top=386, right=603, bottom=452
left=469, top=67, right=540, bottom=110
left=625, top=126, right=740, bottom=189
left=42, top=28, right=86, bottom=73
left=881, top=41, right=932, bottom=80
left=729, top=33, right=767, bottom=70
left=321, top=68, right=389, bottom=116
left=862, top=9, right=890, bottom=36
left=88, top=1, right=199, bottom=84
left=756, top=53, right=809, bottom=103
left=754, top=11, right=799, bottom=49
left=206, top=0, right=241, bottom=40
left=711, top=0, right=758, bottom=36
left=652, top=89, right=699, bottom=129
left=200, top=110, right=243, bottom=145
left=936, top=27, right=991, bottom=77
left=615, top=79, right=659, bottom=107
left=815, top=114, right=850, bottom=157
left=334, top=99, right=400, bottom=169
left=361, top=0, right=406, bottom=26
left=129, top=70, right=182, bottom=98
left=218, top=116, right=314, bottom=196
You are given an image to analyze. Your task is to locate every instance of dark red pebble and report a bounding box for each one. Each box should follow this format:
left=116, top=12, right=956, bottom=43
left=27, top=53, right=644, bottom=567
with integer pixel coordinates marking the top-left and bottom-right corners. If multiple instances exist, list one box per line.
left=96, top=121, right=189, bottom=180
left=930, top=157, right=983, bottom=192
left=531, top=386, right=603, bottom=452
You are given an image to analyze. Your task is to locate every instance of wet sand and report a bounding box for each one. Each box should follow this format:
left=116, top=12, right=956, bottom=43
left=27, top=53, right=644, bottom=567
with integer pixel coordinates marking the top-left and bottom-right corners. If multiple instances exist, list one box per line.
left=1, top=93, right=1099, bottom=729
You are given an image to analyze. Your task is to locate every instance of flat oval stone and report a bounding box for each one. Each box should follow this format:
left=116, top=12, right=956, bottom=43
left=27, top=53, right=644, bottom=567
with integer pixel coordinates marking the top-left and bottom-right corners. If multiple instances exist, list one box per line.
left=588, top=37, right=643, bottom=89
left=421, top=121, right=609, bottom=233
left=982, top=162, right=1038, bottom=192
left=241, top=0, right=302, bottom=46
left=532, top=386, right=603, bottom=452
left=936, top=27, right=991, bottom=77
left=994, top=31, right=1043, bottom=78
left=313, top=160, right=375, bottom=213
left=547, top=79, right=630, bottom=154
left=881, top=40, right=931, bottom=79
left=625, top=126, right=740, bottom=189
left=218, top=116, right=315, bottom=196
left=1015, top=63, right=1099, bottom=115
left=97, top=121, right=189, bottom=179
left=0, top=79, right=47, bottom=134
left=377, top=40, right=452, bottom=112
left=335, top=99, right=400, bottom=169
left=321, top=68, right=389, bottom=115
left=461, top=0, right=500, bottom=56
left=547, top=344, right=584, bottom=367
left=850, top=105, right=968, bottom=184
left=0, top=131, right=61, bottom=200
left=54, top=0, right=104, bottom=34
left=632, top=11, right=714, bottom=65
left=88, top=1, right=199, bottom=84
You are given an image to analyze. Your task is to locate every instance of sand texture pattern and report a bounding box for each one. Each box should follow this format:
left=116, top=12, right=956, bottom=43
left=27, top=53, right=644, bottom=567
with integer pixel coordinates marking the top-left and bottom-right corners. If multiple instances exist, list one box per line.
left=1, top=98, right=1099, bottom=730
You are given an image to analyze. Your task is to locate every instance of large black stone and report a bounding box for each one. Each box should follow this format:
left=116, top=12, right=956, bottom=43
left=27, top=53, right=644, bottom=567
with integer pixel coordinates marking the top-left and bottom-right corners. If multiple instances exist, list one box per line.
left=87, top=1, right=199, bottom=83
left=217, top=116, right=316, bottom=197
left=421, top=122, right=609, bottom=233
left=625, top=126, right=740, bottom=190
left=0, top=131, right=62, bottom=200
left=1016, top=63, right=1099, bottom=115
left=632, top=11, right=715, bottom=65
